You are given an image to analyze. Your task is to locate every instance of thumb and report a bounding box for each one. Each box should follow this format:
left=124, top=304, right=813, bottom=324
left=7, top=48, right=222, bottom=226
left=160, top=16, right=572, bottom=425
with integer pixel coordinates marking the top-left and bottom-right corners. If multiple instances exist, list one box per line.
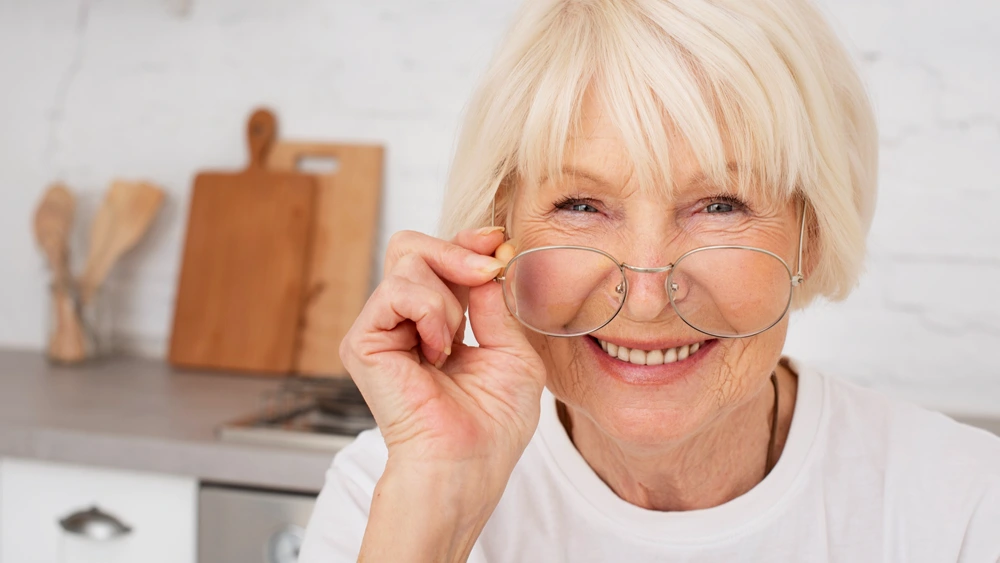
left=467, top=279, right=532, bottom=354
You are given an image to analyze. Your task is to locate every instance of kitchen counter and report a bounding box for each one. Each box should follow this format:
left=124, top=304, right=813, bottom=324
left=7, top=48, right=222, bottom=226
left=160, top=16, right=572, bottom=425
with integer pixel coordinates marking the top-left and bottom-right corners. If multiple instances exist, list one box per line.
left=1, top=348, right=997, bottom=495
left=0, top=348, right=336, bottom=493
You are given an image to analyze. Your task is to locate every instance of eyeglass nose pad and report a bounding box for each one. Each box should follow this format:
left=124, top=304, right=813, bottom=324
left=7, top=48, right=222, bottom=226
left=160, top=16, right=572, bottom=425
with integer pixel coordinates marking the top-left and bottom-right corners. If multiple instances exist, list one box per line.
left=615, top=281, right=626, bottom=295
left=665, top=278, right=679, bottom=298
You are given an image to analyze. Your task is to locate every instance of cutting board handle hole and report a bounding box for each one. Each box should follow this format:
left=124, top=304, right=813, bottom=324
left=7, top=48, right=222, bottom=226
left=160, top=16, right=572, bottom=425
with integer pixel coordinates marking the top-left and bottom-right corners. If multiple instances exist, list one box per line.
left=297, top=156, right=340, bottom=175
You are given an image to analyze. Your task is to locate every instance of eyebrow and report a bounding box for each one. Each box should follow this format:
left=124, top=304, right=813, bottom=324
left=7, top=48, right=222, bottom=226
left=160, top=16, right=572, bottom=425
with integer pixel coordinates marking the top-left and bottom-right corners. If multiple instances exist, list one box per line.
left=540, top=161, right=745, bottom=195
left=682, top=162, right=741, bottom=189
left=542, top=166, right=618, bottom=189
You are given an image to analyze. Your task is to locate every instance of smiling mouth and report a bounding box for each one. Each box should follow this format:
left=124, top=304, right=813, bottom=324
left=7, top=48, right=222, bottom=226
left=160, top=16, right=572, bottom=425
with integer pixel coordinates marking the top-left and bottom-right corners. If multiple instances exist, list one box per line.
left=591, top=336, right=716, bottom=366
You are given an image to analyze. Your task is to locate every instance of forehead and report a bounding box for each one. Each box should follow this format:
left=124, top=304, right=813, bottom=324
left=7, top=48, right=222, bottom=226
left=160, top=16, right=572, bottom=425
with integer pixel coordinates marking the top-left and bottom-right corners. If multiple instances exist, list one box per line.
left=510, top=73, right=796, bottom=216
left=561, top=95, right=706, bottom=194
left=528, top=93, right=748, bottom=207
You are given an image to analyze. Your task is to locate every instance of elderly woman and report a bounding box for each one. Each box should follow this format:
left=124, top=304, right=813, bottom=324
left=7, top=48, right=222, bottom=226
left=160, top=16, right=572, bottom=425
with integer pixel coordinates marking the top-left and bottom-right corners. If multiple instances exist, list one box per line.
left=300, top=0, right=1000, bottom=561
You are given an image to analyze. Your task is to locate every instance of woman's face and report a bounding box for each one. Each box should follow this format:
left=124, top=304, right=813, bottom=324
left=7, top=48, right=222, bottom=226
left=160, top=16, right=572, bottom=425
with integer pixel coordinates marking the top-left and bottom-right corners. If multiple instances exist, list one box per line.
left=508, top=105, right=801, bottom=448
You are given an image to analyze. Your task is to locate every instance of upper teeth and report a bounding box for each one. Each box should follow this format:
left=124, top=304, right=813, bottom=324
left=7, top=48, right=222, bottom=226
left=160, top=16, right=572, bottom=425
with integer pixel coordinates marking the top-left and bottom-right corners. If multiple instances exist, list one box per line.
left=597, top=339, right=706, bottom=366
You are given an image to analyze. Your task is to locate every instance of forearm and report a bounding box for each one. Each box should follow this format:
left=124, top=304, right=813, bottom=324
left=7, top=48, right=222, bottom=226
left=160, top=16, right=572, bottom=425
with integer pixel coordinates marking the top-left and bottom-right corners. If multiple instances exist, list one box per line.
left=359, top=461, right=503, bottom=563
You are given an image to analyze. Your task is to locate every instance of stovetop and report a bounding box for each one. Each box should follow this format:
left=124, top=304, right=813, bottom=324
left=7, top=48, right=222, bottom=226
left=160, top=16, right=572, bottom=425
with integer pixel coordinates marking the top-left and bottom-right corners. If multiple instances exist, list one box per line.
left=218, top=376, right=377, bottom=451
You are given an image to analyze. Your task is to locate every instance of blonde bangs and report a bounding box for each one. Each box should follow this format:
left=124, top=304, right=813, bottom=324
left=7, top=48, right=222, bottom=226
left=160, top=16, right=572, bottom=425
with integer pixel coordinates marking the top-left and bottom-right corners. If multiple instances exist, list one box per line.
left=509, top=1, right=823, bottom=213
left=440, top=0, right=878, bottom=307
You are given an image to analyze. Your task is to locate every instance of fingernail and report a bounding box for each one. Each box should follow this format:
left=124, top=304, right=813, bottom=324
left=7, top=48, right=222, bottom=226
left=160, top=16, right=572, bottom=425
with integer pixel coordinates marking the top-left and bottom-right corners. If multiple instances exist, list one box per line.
left=476, top=226, right=505, bottom=237
left=427, top=349, right=443, bottom=369
left=466, top=253, right=505, bottom=274
left=434, top=352, right=448, bottom=370
left=442, top=327, right=453, bottom=357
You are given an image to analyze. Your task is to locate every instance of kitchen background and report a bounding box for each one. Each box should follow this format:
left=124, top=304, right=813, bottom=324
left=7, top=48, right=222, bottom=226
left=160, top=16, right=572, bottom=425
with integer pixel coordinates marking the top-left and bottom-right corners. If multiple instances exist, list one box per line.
left=4, top=0, right=995, bottom=409
left=0, top=0, right=998, bottom=561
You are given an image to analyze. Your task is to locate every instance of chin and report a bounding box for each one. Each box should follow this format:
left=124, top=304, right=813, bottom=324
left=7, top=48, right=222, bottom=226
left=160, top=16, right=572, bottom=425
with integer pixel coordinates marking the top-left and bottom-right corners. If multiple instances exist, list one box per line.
left=542, top=333, right=735, bottom=447
left=583, top=399, right=706, bottom=448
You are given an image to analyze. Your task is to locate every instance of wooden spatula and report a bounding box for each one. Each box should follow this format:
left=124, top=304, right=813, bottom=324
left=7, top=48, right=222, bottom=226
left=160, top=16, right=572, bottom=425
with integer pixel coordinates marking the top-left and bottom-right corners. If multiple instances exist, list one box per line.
left=33, top=183, right=86, bottom=362
left=79, top=180, right=165, bottom=305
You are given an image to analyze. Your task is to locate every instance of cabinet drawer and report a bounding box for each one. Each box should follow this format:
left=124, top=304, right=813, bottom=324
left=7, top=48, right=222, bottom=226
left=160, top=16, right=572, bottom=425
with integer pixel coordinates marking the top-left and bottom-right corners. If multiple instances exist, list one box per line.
left=0, top=458, right=197, bottom=563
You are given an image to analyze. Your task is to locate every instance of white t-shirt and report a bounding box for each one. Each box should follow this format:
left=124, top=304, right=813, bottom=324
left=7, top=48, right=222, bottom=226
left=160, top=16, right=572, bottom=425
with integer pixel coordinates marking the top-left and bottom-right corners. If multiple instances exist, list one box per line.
left=299, top=358, right=1000, bottom=562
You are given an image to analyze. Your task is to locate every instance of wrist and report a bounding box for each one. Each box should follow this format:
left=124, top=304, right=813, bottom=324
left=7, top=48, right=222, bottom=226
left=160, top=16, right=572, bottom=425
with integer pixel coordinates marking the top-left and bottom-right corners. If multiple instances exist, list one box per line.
left=360, top=460, right=505, bottom=563
left=383, top=441, right=521, bottom=500
left=382, top=457, right=505, bottom=525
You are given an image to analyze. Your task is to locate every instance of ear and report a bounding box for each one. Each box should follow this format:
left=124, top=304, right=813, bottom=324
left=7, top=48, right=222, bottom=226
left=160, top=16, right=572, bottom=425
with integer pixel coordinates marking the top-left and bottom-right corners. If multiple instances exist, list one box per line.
left=802, top=211, right=821, bottom=280
left=792, top=197, right=820, bottom=280
left=790, top=201, right=823, bottom=310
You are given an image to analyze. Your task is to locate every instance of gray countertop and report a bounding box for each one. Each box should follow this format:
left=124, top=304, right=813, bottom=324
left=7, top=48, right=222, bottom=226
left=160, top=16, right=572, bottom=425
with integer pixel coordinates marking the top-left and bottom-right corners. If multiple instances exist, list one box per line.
left=0, top=348, right=335, bottom=493
left=1, top=348, right=997, bottom=496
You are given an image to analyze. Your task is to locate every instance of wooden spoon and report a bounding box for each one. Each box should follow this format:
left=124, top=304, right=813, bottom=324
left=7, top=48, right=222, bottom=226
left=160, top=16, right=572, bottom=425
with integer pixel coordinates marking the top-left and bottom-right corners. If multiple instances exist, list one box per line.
left=33, top=183, right=87, bottom=363
left=34, top=184, right=75, bottom=281
left=79, top=180, right=165, bottom=305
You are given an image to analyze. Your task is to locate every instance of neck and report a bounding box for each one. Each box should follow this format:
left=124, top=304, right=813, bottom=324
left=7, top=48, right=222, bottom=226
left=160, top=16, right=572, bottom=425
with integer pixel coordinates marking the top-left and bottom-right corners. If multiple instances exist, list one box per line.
left=561, top=362, right=797, bottom=512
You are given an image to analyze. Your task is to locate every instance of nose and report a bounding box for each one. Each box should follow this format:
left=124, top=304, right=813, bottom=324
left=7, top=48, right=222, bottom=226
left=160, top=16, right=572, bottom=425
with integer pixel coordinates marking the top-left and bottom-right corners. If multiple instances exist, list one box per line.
left=620, top=267, right=676, bottom=322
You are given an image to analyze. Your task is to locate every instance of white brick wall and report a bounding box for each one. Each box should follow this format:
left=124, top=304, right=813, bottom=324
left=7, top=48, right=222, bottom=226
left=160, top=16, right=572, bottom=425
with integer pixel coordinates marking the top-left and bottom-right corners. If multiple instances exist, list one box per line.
left=2, top=0, right=997, bottom=413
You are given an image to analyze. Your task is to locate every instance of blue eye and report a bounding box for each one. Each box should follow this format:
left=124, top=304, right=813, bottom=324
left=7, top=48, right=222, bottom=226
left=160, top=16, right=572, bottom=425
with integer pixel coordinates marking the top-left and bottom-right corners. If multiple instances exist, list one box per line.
left=706, top=202, right=734, bottom=213
left=704, top=195, right=746, bottom=214
left=555, top=198, right=599, bottom=213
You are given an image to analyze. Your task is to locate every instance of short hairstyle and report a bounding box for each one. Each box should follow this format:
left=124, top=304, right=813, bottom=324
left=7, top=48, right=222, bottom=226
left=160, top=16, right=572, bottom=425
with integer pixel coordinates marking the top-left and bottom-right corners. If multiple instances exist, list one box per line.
left=439, top=0, right=878, bottom=308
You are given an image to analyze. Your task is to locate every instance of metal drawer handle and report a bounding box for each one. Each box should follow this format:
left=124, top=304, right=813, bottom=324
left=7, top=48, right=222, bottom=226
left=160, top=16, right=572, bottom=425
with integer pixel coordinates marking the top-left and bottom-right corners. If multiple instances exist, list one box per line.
left=59, top=506, right=133, bottom=541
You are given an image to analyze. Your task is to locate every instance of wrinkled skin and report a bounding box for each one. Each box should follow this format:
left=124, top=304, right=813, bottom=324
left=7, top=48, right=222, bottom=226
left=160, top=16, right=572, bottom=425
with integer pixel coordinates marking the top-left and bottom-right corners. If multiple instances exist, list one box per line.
left=508, top=97, right=803, bottom=509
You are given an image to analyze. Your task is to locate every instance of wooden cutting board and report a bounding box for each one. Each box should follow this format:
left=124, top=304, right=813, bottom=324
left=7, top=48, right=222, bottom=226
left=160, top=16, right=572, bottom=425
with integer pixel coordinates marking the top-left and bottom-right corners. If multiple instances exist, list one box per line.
left=267, top=141, right=383, bottom=377
left=169, top=109, right=317, bottom=374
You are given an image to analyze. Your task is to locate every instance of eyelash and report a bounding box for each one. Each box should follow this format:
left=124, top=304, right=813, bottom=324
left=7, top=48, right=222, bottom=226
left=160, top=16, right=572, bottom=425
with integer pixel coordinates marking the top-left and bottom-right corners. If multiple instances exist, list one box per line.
left=553, top=194, right=749, bottom=214
left=554, top=197, right=600, bottom=213
left=704, top=194, right=749, bottom=214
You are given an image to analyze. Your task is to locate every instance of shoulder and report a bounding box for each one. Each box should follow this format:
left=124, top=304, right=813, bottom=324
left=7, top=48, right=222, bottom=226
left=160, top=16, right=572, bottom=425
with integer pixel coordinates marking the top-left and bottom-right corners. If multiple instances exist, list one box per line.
left=805, top=363, right=1000, bottom=558
left=817, top=368, right=1000, bottom=476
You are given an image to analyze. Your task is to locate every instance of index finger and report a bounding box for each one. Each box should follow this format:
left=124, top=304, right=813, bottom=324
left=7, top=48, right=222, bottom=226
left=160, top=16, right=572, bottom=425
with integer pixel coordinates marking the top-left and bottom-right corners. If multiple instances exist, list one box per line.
left=383, top=229, right=507, bottom=289
left=445, top=227, right=509, bottom=313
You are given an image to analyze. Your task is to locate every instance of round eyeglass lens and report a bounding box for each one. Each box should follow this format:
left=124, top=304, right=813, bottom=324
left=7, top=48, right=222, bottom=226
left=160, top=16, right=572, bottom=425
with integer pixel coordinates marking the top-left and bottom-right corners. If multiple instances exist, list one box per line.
left=667, top=247, right=794, bottom=338
left=501, top=247, right=625, bottom=336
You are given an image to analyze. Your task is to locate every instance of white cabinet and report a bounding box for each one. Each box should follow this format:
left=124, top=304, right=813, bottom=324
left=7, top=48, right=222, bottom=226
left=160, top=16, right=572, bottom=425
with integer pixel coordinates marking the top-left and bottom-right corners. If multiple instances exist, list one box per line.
left=0, top=458, right=197, bottom=563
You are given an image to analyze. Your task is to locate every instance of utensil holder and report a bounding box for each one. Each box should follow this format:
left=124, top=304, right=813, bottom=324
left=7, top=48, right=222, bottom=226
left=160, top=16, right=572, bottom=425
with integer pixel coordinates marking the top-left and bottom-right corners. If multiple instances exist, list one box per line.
left=46, top=279, right=110, bottom=364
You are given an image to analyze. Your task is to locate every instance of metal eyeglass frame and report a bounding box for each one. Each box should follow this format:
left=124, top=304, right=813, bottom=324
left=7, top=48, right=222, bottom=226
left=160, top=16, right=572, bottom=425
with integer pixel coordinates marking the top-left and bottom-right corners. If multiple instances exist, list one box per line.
left=491, top=199, right=808, bottom=339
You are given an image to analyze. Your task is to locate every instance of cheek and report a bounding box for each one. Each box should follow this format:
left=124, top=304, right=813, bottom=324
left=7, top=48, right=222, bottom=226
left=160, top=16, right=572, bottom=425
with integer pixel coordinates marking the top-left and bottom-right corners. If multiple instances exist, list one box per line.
left=528, top=332, right=590, bottom=398
left=708, top=317, right=789, bottom=407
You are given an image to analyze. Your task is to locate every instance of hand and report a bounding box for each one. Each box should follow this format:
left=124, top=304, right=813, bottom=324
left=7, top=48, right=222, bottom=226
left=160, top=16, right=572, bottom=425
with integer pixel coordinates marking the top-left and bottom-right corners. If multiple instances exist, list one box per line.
left=340, top=227, right=547, bottom=478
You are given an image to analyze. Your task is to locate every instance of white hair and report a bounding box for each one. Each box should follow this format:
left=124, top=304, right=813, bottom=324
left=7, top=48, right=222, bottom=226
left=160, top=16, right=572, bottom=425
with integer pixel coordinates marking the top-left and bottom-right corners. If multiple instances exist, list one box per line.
left=439, top=0, right=878, bottom=308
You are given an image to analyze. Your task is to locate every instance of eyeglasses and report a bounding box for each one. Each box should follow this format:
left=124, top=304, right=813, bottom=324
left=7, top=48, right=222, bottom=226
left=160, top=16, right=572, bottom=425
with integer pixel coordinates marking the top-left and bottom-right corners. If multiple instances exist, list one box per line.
left=493, top=202, right=807, bottom=339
